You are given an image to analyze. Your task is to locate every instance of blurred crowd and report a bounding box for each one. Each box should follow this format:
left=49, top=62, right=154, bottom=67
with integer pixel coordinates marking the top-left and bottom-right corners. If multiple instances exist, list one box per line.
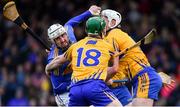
left=0, top=0, right=179, bottom=106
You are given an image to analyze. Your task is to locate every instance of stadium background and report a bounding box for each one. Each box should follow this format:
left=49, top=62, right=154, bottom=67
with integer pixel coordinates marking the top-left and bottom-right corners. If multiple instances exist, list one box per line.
left=0, top=0, right=179, bottom=106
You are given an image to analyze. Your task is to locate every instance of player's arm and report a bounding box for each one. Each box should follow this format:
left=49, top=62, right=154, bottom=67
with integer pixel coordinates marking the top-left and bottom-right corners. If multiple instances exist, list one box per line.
left=45, top=44, right=57, bottom=76
left=45, top=54, right=68, bottom=75
left=106, top=39, right=120, bottom=81
left=45, top=43, right=74, bottom=75
left=65, top=5, right=100, bottom=27
left=64, top=5, right=101, bottom=43
left=106, top=51, right=119, bottom=81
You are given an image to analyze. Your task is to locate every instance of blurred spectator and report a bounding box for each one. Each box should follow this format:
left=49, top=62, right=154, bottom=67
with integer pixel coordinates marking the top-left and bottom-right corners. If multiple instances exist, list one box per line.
left=16, top=64, right=25, bottom=86
left=0, top=83, right=5, bottom=106
left=7, top=87, right=29, bottom=106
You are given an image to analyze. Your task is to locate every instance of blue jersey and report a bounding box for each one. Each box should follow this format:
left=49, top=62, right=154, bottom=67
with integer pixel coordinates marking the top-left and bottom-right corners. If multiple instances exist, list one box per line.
left=47, top=10, right=92, bottom=95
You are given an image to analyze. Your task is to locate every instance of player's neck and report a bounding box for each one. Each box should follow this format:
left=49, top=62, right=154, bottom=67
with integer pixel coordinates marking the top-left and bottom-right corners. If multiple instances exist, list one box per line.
left=88, top=35, right=102, bottom=39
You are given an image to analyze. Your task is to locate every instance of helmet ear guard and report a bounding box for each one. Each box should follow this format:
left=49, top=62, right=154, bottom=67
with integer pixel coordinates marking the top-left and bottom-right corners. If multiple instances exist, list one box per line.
left=101, top=9, right=122, bottom=28
left=86, top=16, right=106, bottom=36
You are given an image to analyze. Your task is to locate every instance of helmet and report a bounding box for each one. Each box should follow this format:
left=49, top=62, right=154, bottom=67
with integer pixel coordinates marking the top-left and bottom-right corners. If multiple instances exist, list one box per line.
left=101, top=9, right=122, bottom=28
left=47, top=23, right=66, bottom=40
left=86, top=16, right=106, bottom=35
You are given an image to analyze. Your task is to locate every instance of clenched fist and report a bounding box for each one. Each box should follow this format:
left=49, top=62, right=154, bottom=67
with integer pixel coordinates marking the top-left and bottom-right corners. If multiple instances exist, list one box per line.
left=89, top=5, right=101, bottom=15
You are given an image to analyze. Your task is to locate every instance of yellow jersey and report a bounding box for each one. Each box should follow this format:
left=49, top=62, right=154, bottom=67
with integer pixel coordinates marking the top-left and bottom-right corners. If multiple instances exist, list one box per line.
left=64, top=37, right=115, bottom=83
left=104, top=28, right=150, bottom=82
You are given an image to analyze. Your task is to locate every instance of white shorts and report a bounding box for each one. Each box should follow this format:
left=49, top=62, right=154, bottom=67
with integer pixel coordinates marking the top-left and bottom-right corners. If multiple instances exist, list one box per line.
left=55, top=92, right=69, bottom=107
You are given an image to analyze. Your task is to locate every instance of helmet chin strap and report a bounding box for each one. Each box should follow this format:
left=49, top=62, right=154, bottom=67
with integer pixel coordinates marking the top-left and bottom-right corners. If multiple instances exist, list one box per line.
left=110, top=25, right=116, bottom=29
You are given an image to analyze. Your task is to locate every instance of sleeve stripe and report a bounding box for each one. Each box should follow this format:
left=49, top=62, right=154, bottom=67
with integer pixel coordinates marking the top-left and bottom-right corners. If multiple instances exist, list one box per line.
left=112, top=38, right=120, bottom=51
left=112, top=38, right=116, bottom=51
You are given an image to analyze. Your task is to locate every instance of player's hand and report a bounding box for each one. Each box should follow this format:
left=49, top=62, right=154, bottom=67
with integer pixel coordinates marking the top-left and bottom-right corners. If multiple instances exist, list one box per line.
left=45, top=49, right=50, bottom=54
left=158, top=72, right=175, bottom=85
left=106, top=79, right=113, bottom=85
left=45, top=70, right=51, bottom=76
left=45, top=66, right=51, bottom=77
left=89, top=5, right=101, bottom=15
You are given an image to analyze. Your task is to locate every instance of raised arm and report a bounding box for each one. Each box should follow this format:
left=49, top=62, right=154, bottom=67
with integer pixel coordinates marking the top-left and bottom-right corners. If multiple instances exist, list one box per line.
left=65, top=5, right=101, bottom=27
left=64, top=5, right=101, bottom=43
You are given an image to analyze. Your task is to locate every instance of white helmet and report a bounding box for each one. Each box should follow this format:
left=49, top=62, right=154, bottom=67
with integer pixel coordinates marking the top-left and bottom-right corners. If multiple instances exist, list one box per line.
left=47, top=23, right=66, bottom=41
left=101, top=9, right=122, bottom=28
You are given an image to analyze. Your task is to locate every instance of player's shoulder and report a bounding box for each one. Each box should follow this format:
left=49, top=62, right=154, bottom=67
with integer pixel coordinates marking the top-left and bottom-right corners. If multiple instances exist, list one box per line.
left=69, top=42, right=77, bottom=49
left=110, top=28, right=129, bottom=36
left=101, top=39, right=111, bottom=45
left=74, top=37, right=86, bottom=45
left=68, top=38, right=85, bottom=49
left=48, top=44, right=56, bottom=56
left=50, top=44, right=56, bottom=50
left=47, top=44, right=56, bottom=61
left=101, top=39, right=114, bottom=49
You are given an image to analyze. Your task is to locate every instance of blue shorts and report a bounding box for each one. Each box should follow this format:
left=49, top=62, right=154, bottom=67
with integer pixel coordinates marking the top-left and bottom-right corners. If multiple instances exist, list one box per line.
left=68, top=79, right=117, bottom=106
left=132, top=66, right=162, bottom=100
left=110, top=85, right=132, bottom=106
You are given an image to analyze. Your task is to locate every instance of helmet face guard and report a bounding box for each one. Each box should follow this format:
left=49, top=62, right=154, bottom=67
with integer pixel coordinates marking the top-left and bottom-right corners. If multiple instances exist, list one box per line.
left=47, top=24, right=67, bottom=41
left=101, top=9, right=122, bottom=28
left=86, top=16, right=106, bottom=36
